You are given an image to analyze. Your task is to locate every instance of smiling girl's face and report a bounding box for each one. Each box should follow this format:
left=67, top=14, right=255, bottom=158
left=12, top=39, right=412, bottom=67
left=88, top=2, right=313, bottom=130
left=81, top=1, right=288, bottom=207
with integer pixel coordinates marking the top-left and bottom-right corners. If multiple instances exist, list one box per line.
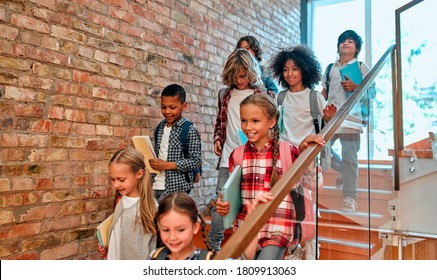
left=158, top=209, right=200, bottom=260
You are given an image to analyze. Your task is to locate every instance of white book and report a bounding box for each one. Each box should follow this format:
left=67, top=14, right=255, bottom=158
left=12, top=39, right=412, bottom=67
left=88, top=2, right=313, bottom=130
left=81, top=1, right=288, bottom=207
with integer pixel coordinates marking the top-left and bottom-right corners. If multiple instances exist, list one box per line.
left=222, top=165, right=242, bottom=229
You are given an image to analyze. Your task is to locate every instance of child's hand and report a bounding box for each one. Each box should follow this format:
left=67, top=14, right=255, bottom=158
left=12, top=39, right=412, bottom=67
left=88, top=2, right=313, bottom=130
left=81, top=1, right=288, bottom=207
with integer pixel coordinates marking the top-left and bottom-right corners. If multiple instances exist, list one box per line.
left=341, top=76, right=357, bottom=92
left=215, top=193, right=230, bottom=216
left=214, top=141, right=222, bottom=156
left=97, top=243, right=108, bottom=259
left=298, top=134, right=325, bottom=153
left=149, top=159, right=170, bottom=171
left=246, top=192, right=274, bottom=213
left=323, top=103, right=337, bottom=121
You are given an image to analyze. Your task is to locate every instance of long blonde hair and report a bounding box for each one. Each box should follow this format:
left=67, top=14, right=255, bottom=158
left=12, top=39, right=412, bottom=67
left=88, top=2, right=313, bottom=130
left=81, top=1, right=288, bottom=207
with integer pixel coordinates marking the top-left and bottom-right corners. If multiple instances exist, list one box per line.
left=109, top=148, right=157, bottom=234
left=240, top=93, right=281, bottom=185
left=221, top=48, right=262, bottom=88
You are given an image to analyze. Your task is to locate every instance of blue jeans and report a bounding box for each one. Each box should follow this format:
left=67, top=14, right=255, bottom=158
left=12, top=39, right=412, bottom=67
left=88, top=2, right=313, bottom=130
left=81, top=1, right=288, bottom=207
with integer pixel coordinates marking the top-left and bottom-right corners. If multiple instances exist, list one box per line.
left=256, top=245, right=286, bottom=260
left=208, top=167, right=230, bottom=252
left=332, top=134, right=361, bottom=198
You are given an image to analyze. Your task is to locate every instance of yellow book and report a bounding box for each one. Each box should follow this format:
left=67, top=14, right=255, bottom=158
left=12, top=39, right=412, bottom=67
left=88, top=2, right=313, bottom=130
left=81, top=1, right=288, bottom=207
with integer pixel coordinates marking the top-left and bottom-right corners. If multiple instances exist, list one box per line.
left=96, top=214, right=113, bottom=247
left=132, top=136, right=159, bottom=174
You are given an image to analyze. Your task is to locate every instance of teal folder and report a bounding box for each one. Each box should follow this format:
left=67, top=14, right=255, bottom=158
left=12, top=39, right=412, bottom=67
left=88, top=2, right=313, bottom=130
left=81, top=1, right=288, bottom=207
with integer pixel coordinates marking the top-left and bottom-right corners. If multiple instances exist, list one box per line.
left=339, top=61, right=363, bottom=87
left=222, top=165, right=242, bottom=228
left=238, top=129, right=248, bottom=145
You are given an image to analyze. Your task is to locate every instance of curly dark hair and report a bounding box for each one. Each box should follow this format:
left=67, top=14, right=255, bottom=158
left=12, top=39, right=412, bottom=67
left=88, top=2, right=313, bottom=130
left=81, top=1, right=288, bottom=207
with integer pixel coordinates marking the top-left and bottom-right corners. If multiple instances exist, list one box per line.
left=269, top=45, right=321, bottom=90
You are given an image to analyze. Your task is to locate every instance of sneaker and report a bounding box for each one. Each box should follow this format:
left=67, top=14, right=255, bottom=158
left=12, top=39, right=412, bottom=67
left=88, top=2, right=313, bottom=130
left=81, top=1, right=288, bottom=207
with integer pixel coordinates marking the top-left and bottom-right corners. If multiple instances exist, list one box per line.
left=284, top=244, right=302, bottom=260
left=342, top=197, right=357, bottom=212
left=335, top=173, right=343, bottom=189
left=303, top=239, right=320, bottom=260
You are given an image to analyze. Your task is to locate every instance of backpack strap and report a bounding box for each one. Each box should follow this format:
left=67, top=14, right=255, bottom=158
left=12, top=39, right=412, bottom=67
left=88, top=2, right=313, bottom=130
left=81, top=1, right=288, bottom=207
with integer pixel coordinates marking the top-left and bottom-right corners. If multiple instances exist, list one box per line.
left=324, top=63, right=334, bottom=97
left=197, top=249, right=214, bottom=260
left=180, top=120, right=193, bottom=183
left=151, top=246, right=170, bottom=260
left=276, top=89, right=287, bottom=106
left=218, top=87, right=228, bottom=110
left=232, top=145, right=245, bottom=166
left=309, top=89, right=321, bottom=134
left=278, top=141, right=293, bottom=171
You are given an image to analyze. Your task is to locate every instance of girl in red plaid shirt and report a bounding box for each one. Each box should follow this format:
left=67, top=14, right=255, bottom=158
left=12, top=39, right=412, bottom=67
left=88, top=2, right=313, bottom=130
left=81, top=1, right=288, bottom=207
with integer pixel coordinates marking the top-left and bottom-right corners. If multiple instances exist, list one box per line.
left=216, top=93, right=324, bottom=259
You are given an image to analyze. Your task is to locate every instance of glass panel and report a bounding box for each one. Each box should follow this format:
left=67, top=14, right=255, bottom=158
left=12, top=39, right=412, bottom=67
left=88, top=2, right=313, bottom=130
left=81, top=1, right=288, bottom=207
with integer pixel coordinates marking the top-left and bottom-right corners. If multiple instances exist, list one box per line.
left=311, top=0, right=365, bottom=73
left=317, top=59, right=395, bottom=260
left=400, top=0, right=437, bottom=145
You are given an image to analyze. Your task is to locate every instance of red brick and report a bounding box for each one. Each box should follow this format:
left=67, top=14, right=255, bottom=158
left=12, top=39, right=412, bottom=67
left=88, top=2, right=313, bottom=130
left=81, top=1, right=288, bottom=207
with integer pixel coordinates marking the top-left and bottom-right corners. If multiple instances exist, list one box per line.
left=36, top=178, right=54, bottom=190
left=20, top=204, right=61, bottom=222
left=42, top=216, right=81, bottom=232
left=27, top=47, right=68, bottom=65
left=12, top=177, right=33, bottom=191
left=11, top=14, right=50, bottom=33
left=73, top=70, right=90, bottom=83
left=14, top=104, right=44, bottom=118
left=52, top=121, right=72, bottom=134
left=0, top=24, right=19, bottom=40
left=0, top=222, right=41, bottom=239
left=32, top=119, right=51, bottom=132
left=40, top=242, right=78, bottom=260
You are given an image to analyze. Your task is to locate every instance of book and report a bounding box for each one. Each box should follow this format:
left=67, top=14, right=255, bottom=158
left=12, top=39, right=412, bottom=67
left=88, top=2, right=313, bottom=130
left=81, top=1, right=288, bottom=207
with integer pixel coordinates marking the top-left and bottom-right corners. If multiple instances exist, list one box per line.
left=96, top=214, right=113, bottom=248
left=222, top=165, right=242, bottom=229
left=132, top=136, right=159, bottom=174
left=339, top=61, right=363, bottom=93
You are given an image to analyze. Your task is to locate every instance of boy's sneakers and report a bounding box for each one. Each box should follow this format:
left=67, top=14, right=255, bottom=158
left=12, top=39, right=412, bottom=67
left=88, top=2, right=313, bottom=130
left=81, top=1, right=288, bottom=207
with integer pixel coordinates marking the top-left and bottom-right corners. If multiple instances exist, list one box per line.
left=335, top=173, right=343, bottom=189
left=284, top=244, right=302, bottom=260
left=303, top=239, right=320, bottom=260
left=342, top=197, right=357, bottom=212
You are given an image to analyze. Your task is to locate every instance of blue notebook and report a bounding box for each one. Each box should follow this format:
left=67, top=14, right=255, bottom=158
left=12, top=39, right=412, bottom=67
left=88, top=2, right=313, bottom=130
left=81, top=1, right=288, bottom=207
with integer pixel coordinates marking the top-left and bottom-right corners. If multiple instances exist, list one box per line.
left=222, top=165, right=242, bottom=228
left=339, top=61, right=363, bottom=91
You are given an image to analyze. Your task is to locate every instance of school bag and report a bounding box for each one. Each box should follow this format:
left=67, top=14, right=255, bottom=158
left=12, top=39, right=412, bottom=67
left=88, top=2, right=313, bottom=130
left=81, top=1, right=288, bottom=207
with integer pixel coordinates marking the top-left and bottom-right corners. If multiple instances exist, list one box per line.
left=154, top=120, right=201, bottom=183
left=151, top=246, right=213, bottom=260
left=277, top=89, right=332, bottom=172
left=232, top=142, right=317, bottom=244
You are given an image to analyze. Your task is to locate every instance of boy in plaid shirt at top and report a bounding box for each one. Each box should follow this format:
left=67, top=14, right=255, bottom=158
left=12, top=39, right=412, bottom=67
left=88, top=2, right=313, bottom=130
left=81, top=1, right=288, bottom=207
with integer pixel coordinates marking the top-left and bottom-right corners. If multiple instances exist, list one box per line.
left=216, top=93, right=324, bottom=260
left=209, top=48, right=274, bottom=252
left=149, top=84, right=202, bottom=202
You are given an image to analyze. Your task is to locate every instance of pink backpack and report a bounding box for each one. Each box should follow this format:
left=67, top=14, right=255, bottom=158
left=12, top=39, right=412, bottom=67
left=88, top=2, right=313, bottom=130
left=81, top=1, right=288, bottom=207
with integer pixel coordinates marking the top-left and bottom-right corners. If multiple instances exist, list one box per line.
left=232, top=141, right=319, bottom=244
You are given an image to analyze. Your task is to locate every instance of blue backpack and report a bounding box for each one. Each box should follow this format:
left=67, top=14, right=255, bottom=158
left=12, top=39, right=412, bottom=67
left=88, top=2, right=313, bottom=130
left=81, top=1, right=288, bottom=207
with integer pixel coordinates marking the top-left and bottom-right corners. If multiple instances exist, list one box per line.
left=154, top=120, right=201, bottom=183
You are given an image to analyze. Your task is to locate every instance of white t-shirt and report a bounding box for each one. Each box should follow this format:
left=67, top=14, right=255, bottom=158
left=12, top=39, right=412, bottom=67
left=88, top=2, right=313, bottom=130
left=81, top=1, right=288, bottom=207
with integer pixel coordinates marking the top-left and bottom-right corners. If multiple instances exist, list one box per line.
left=220, top=88, right=254, bottom=168
left=153, top=125, right=171, bottom=190
left=321, top=58, right=369, bottom=133
left=277, top=88, right=326, bottom=147
left=107, top=195, right=140, bottom=260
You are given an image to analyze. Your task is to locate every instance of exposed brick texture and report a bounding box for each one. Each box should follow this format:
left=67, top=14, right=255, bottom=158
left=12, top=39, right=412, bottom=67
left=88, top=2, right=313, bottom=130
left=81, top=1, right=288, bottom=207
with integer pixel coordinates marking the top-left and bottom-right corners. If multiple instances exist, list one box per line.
left=0, top=0, right=300, bottom=259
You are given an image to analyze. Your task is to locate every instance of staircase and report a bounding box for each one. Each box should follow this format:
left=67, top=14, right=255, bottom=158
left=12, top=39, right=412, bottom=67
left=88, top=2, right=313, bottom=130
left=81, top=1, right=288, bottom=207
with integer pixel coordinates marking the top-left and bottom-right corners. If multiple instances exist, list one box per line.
left=317, top=163, right=396, bottom=260
left=195, top=133, right=436, bottom=259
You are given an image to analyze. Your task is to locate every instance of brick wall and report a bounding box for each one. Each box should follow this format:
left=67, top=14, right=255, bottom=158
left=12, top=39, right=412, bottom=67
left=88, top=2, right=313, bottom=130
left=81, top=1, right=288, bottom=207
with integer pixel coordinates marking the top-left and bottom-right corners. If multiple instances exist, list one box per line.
left=0, top=0, right=301, bottom=259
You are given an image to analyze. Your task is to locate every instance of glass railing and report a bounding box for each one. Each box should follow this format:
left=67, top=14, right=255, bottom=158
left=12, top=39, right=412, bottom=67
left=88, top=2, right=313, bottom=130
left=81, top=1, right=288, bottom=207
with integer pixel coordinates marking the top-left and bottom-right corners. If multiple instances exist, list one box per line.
left=317, top=45, right=396, bottom=260
left=397, top=0, right=437, bottom=148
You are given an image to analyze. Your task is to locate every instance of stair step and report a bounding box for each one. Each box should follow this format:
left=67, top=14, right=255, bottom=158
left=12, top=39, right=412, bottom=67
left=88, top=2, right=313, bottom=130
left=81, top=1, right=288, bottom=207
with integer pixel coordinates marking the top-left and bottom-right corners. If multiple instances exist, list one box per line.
left=318, top=208, right=390, bottom=227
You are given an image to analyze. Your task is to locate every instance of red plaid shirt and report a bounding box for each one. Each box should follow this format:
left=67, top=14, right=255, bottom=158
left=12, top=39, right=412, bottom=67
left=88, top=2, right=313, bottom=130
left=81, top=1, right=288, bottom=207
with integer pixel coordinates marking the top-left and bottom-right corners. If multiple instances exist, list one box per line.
left=229, top=140, right=300, bottom=248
